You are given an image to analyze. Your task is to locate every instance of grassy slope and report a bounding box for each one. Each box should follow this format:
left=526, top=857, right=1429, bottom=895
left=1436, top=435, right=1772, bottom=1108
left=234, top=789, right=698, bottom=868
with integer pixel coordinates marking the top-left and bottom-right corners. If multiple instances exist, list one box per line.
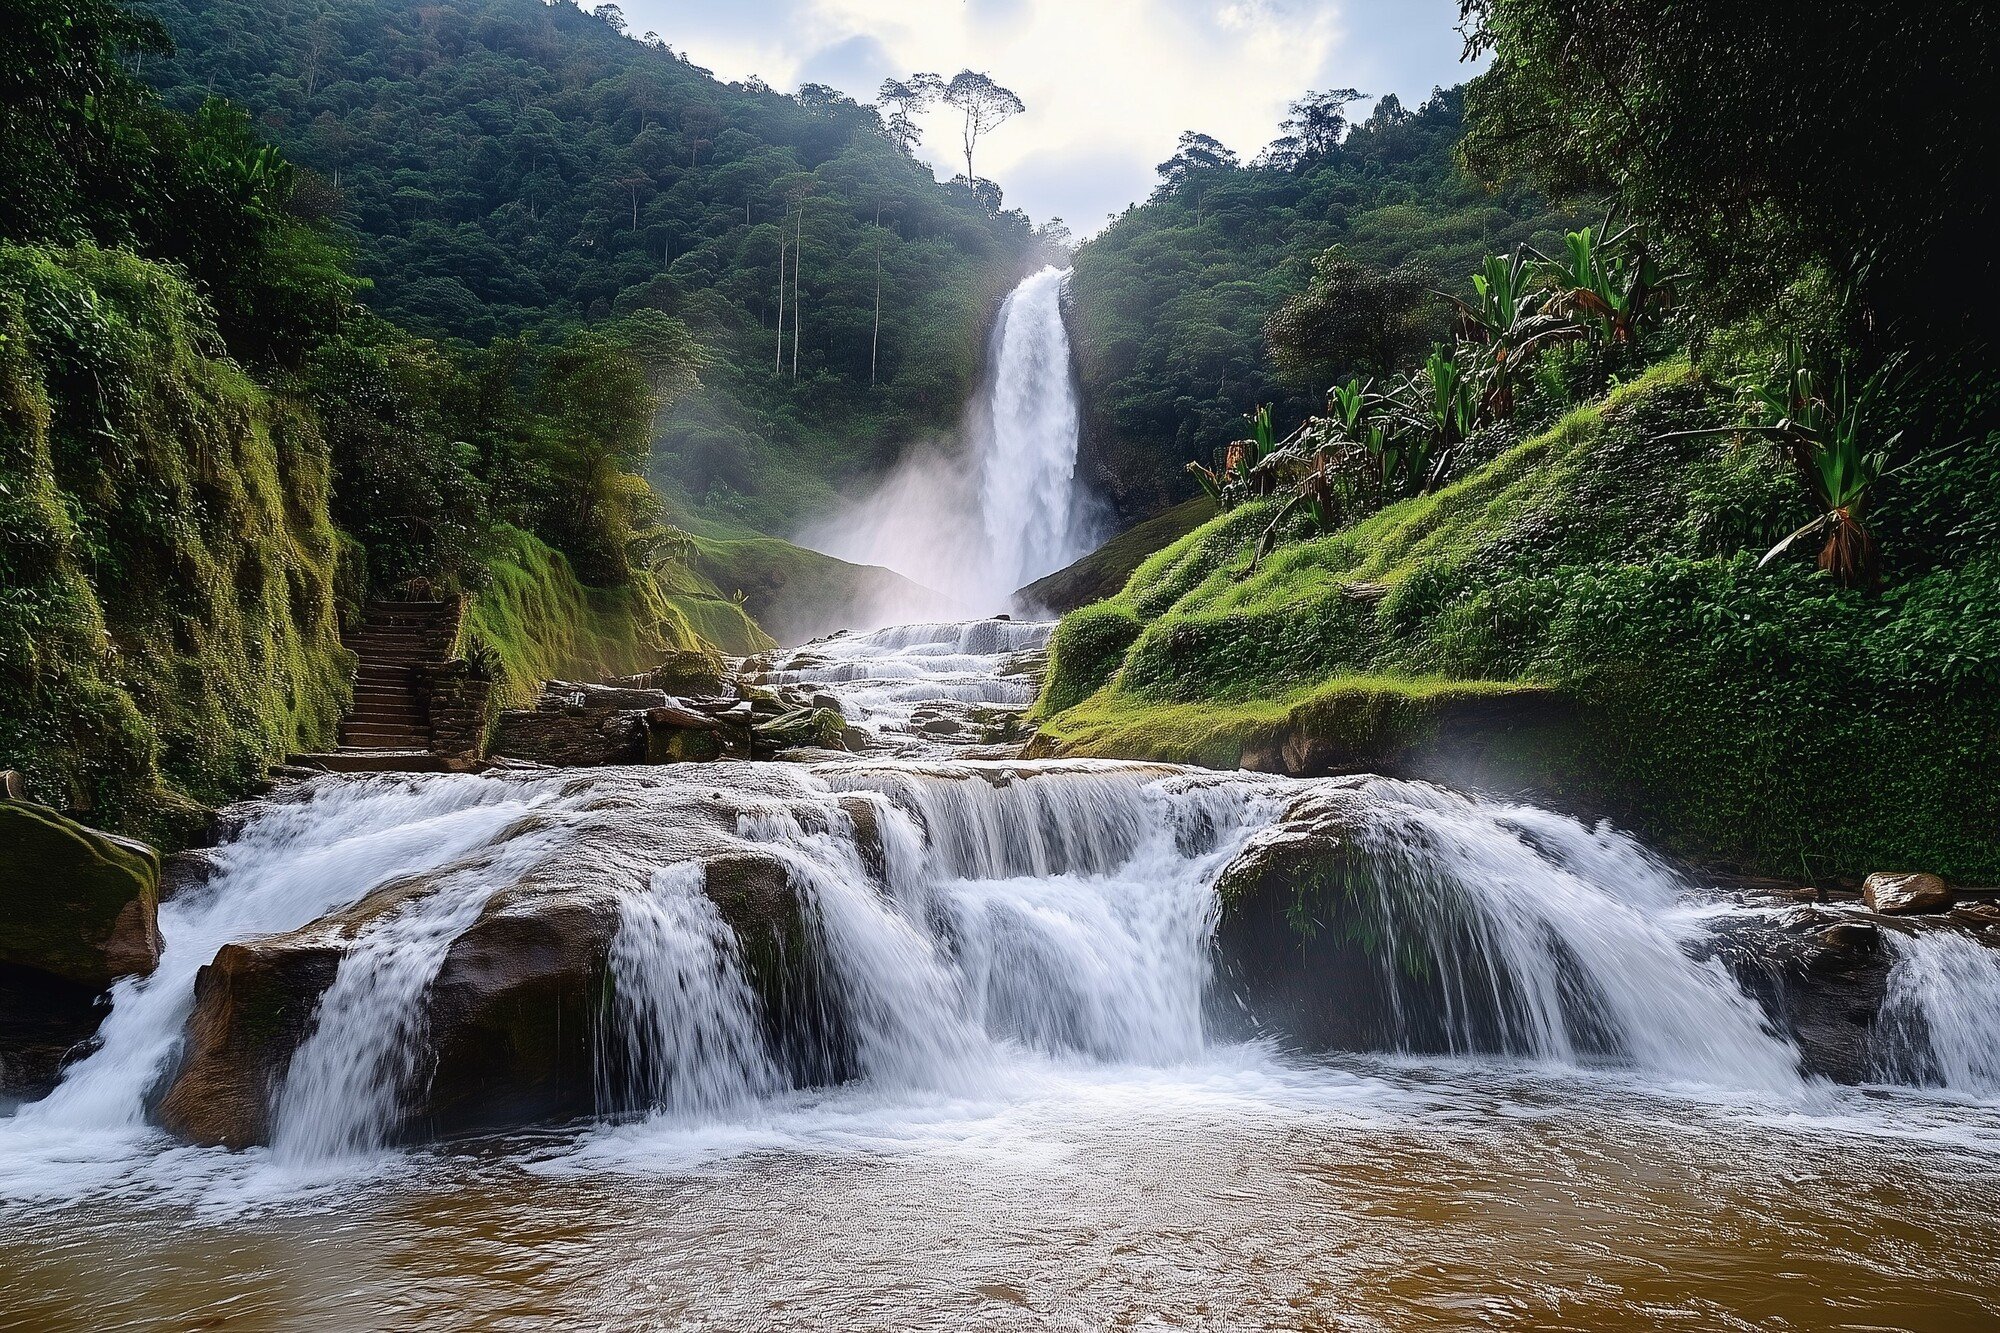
left=466, top=526, right=773, bottom=708
left=1015, top=498, right=1219, bottom=614
left=1036, top=362, right=2000, bottom=880
left=0, top=246, right=349, bottom=842
left=685, top=533, right=964, bottom=647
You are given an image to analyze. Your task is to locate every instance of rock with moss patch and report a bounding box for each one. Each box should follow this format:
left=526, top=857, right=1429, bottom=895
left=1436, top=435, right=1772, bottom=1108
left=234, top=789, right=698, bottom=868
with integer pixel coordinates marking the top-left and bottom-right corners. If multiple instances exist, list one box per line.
left=753, top=707, right=848, bottom=755
left=0, top=801, right=162, bottom=989
left=643, top=647, right=732, bottom=698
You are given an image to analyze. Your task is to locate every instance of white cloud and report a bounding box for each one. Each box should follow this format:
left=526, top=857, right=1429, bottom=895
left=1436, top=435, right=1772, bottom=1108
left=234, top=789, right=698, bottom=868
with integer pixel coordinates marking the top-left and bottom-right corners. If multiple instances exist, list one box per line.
left=616, top=1, right=1476, bottom=233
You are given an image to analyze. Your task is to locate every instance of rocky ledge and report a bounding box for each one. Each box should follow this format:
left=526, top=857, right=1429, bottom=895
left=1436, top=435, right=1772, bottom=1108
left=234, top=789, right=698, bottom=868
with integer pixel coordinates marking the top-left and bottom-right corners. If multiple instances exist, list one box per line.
left=153, top=767, right=887, bottom=1147
left=1, top=796, right=162, bottom=1097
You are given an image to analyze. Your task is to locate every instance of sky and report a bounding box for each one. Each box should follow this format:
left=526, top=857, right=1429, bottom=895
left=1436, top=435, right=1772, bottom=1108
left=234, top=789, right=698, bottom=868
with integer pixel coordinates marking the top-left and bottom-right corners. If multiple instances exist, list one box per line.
left=611, top=0, right=1483, bottom=234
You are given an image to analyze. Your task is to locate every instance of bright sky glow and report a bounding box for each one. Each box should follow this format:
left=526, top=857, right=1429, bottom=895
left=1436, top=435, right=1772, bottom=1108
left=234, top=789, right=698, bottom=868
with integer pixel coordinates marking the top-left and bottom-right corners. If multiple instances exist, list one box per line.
left=613, top=0, right=1480, bottom=232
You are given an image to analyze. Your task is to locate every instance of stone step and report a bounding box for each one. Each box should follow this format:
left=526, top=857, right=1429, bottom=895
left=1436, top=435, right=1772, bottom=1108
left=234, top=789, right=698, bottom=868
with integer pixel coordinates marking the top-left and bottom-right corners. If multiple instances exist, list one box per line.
left=342, top=720, right=428, bottom=740
left=289, top=750, right=472, bottom=774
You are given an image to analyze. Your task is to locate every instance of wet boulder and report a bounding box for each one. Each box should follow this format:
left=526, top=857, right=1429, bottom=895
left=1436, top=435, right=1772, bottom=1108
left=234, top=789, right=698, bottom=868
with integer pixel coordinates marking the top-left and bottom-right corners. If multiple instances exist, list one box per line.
left=0, top=801, right=163, bottom=1098
left=644, top=701, right=751, bottom=764
left=1689, top=910, right=1895, bottom=1083
left=154, top=767, right=854, bottom=1147
left=0, top=800, right=162, bottom=988
left=154, top=934, right=345, bottom=1147
left=753, top=707, right=848, bottom=756
left=1207, top=782, right=1469, bottom=1053
left=1863, top=872, right=1954, bottom=915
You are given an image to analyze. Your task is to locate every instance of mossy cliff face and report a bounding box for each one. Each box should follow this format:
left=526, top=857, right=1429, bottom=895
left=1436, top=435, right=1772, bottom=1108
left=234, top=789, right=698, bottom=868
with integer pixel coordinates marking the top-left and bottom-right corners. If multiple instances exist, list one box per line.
left=0, top=246, right=348, bottom=841
left=1037, top=363, right=2000, bottom=880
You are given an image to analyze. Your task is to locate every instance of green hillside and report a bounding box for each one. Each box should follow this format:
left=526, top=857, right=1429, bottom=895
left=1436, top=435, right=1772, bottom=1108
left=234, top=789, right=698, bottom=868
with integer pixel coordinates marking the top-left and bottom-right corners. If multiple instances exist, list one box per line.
left=1067, top=89, right=1578, bottom=518
left=142, top=0, right=1042, bottom=532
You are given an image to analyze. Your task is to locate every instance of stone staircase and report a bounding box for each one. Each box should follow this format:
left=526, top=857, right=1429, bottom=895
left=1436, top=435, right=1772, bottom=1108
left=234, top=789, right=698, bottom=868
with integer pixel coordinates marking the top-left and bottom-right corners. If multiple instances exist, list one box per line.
left=286, top=599, right=477, bottom=775
left=340, top=600, right=461, bottom=750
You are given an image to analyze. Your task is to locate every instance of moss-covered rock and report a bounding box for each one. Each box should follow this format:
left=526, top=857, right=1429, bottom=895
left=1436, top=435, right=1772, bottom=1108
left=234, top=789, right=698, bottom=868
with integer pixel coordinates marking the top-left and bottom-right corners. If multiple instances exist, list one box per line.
left=645, top=645, right=732, bottom=698
left=0, top=800, right=161, bottom=989
left=753, top=707, right=848, bottom=755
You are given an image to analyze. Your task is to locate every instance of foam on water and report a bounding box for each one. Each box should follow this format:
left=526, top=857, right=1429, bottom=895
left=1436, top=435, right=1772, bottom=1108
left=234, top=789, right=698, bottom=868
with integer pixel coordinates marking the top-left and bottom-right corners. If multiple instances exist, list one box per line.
left=5, top=623, right=1998, bottom=1209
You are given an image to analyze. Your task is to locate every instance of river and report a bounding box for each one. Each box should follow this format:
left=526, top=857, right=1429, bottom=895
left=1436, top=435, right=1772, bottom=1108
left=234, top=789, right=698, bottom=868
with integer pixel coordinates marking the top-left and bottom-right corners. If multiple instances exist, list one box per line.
left=3, top=617, right=2000, bottom=1331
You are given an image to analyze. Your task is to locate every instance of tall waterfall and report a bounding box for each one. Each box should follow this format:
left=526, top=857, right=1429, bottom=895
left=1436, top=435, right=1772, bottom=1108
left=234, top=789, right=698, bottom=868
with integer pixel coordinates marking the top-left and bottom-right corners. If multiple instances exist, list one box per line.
left=971, top=266, right=1091, bottom=603
left=801, top=267, right=1096, bottom=622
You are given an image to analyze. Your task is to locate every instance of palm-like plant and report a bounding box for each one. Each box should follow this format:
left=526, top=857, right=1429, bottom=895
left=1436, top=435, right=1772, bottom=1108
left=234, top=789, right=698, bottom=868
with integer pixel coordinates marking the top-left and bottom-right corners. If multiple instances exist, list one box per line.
left=1661, top=341, right=1898, bottom=588
left=1444, top=247, right=1584, bottom=419
left=1188, top=403, right=1290, bottom=507
left=1327, top=376, right=1399, bottom=496
left=1533, top=214, right=1677, bottom=346
left=1378, top=346, right=1478, bottom=497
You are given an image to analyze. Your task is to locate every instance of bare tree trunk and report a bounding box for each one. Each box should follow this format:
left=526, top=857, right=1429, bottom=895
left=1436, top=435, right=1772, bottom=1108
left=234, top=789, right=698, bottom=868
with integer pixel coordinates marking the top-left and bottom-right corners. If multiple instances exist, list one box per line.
left=871, top=205, right=883, bottom=387
left=791, top=207, right=802, bottom=381
left=775, top=231, right=787, bottom=373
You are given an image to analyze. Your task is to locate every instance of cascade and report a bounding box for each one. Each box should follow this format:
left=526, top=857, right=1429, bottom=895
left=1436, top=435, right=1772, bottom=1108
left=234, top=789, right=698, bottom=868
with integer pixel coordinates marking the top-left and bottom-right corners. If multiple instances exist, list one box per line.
left=6, top=621, right=1997, bottom=1190
left=595, top=863, right=784, bottom=1119
left=1875, top=929, right=2000, bottom=1094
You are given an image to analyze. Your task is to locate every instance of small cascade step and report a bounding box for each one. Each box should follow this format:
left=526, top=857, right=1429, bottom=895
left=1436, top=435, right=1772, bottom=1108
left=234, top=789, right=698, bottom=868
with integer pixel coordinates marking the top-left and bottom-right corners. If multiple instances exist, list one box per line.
left=335, top=598, right=466, bottom=760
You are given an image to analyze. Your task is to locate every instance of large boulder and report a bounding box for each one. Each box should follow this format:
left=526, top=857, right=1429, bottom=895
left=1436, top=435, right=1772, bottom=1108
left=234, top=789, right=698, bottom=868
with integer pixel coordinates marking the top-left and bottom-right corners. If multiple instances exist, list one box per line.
left=1863, top=872, right=1954, bottom=915
left=637, top=646, right=732, bottom=699
left=154, top=934, right=344, bottom=1147
left=1206, top=783, right=1453, bottom=1052
left=0, top=800, right=162, bottom=988
left=1, top=801, right=163, bottom=1096
left=1689, top=909, right=1895, bottom=1083
left=154, top=767, right=850, bottom=1147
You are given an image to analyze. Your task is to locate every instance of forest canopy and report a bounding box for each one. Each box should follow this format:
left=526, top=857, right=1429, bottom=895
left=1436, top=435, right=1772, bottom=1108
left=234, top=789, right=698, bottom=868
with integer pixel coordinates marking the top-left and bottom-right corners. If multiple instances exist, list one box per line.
left=141, top=0, right=1048, bottom=532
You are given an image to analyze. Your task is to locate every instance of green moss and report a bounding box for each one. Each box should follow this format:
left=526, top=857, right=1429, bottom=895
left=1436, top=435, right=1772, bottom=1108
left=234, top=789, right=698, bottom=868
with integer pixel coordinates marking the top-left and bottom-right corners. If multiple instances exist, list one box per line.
left=1037, top=602, right=1143, bottom=716
left=1038, top=358, right=2000, bottom=880
left=0, top=245, right=348, bottom=841
left=1039, top=674, right=1535, bottom=772
left=462, top=525, right=767, bottom=708
left=0, top=800, right=160, bottom=987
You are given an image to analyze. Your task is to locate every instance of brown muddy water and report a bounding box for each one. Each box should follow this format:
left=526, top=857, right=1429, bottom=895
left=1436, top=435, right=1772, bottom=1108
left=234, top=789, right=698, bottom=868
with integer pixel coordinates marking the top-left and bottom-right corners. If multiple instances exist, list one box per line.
left=3, top=1058, right=1996, bottom=1331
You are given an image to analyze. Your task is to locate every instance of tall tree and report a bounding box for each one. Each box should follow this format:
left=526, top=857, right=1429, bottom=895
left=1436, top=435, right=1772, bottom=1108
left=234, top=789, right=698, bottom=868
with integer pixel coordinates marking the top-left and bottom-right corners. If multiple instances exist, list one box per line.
left=941, top=70, right=1025, bottom=195
left=1261, top=88, right=1365, bottom=171
left=877, top=73, right=943, bottom=154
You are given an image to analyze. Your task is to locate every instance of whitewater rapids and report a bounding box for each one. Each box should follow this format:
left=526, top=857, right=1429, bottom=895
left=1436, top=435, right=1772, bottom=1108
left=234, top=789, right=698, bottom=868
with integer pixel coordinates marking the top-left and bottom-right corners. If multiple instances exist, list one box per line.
left=3, top=620, right=2000, bottom=1330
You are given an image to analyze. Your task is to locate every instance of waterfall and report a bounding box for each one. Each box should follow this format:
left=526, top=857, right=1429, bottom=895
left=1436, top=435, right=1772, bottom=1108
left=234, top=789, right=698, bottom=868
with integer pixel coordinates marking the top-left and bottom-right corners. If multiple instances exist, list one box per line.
left=13, top=776, right=554, bottom=1136
left=972, top=266, right=1092, bottom=602
left=1306, top=782, right=1805, bottom=1090
left=800, top=268, right=1095, bottom=620
left=8, top=623, right=1999, bottom=1193
left=269, top=826, right=562, bottom=1162
left=595, top=863, right=783, bottom=1120
left=1875, top=930, right=2000, bottom=1095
